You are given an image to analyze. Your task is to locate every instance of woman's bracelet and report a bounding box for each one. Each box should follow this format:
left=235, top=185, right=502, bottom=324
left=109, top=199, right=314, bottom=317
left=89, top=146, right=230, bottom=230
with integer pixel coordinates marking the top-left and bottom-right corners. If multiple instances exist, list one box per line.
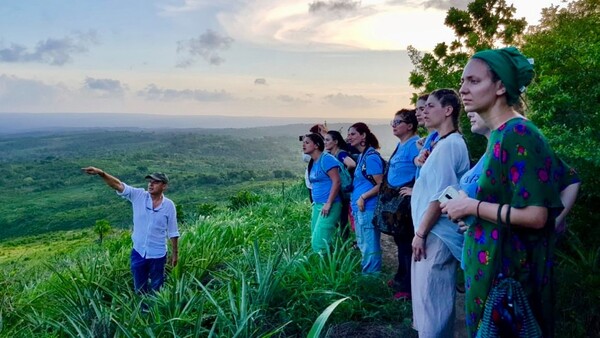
left=415, top=232, right=426, bottom=239
left=476, top=200, right=483, bottom=219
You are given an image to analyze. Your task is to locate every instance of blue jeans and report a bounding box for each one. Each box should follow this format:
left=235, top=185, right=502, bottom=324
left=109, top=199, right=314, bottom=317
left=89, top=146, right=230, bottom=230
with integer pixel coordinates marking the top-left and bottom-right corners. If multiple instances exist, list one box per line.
left=353, top=210, right=381, bottom=273
left=130, top=249, right=166, bottom=293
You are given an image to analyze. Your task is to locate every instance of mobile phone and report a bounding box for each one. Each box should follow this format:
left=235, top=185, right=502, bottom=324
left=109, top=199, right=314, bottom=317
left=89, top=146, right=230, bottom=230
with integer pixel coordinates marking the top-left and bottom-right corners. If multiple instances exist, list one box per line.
left=438, top=186, right=459, bottom=204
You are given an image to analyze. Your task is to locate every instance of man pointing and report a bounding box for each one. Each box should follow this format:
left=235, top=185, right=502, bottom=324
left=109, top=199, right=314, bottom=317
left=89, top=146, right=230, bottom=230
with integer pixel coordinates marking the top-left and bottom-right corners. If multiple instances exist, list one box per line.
left=82, top=166, right=179, bottom=293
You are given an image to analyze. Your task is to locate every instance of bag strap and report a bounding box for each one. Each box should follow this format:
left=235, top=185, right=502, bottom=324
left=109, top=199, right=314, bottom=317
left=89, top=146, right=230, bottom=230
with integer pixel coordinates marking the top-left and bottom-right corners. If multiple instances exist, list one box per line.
left=496, top=204, right=513, bottom=279
left=360, top=148, right=383, bottom=186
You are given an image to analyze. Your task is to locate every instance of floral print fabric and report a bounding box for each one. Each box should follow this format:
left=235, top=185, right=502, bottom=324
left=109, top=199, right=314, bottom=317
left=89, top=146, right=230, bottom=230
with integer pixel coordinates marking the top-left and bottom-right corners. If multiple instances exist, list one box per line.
left=464, top=118, right=564, bottom=337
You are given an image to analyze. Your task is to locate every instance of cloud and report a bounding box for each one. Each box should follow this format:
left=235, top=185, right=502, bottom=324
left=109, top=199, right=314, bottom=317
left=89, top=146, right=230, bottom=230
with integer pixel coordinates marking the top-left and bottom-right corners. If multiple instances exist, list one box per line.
left=323, top=93, right=382, bottom=108
left=0, top=31, right=98, bottom=66
left=308, top=0, right=361, bottom=16
left=83, top=77, right=127, bottom=98
left=158, top=0, right=236, bottom=15
left=420, top=0, right=469, bottom=10
left=137, top=84, right=233, bottom=101
left=254, top=78, right=267, bottom=85
left=277, top=94, right=310, bottom=104
left=176, top=29, right=234, bottom=67
left=0, top=74, right=69, bottom=107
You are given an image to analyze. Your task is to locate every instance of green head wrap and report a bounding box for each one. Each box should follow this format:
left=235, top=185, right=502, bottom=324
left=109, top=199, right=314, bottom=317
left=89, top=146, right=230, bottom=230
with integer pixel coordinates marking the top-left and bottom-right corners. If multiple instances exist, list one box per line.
left=472, top=47, right=534, bottom=106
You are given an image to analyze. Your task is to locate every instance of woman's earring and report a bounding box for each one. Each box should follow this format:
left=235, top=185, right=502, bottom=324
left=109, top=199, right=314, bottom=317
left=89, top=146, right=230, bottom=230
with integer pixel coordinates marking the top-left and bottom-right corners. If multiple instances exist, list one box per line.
left=360, top=140, right=366, bottom=147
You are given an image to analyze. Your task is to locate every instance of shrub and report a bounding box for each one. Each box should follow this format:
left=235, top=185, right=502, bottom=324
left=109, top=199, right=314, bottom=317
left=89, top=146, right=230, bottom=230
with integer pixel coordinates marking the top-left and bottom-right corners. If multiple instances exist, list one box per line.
left=228, top=190, right=260, bottom=210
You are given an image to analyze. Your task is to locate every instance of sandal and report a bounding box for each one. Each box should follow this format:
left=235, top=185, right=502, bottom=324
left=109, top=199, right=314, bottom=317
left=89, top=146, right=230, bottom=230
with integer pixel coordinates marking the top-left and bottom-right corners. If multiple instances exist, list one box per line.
left=393, top=291, right=411, bottom=300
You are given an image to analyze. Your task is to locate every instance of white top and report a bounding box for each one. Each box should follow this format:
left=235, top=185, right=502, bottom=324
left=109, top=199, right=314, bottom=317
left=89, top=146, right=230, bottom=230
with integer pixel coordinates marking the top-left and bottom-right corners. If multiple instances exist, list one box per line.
left=117, top=183, right=179, bottom=259
left=411, top=133, right=470, bottom=261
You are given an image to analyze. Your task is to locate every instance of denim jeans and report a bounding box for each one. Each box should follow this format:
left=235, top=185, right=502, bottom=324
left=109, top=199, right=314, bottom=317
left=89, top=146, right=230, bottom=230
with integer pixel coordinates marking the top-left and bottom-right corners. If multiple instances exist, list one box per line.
left=130, top=249, right=167, bottom=293
left=353, top=210, right=381, bottom=273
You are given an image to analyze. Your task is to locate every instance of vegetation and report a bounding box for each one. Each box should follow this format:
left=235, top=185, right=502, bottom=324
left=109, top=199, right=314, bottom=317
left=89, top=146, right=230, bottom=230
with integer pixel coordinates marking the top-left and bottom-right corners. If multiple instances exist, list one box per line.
left=0, top=183, right=414, bottom=337
left=407, top=0, right=600, bottom=336
left=94, top=219, right=111, bottom=244
left=0, top=129, right=304, bottom=240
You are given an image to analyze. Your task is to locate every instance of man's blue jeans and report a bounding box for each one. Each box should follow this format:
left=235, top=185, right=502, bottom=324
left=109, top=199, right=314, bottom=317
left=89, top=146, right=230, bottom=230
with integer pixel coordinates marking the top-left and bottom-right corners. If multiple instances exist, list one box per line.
left=130, top=249, right=166, bottom=293
left=353, top=210, right=382, bottom=273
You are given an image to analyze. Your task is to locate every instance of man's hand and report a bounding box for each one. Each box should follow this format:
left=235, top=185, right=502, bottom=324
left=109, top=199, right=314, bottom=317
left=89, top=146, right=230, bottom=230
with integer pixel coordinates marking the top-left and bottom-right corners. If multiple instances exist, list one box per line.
left=82, top=166, right=123, bottom=192
left=170, top=251, right=178, bottom=267
left=82, top=166, right=104, bottom=176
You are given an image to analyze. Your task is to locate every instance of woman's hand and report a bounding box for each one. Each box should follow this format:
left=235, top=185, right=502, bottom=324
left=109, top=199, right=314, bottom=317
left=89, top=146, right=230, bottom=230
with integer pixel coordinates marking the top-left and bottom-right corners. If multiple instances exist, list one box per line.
left=440, top=190, right=475, bottom=222
left=416, top=137, right=425, bottom=150
left=399, top=187, right=413, bottom=197
left=321, top=202, right=331, bottom=216
left=415, top=149, right=431, bottom=167
left=357, top=196, right=365, bottom=212
left=456, top=220, right=468, bottom=234
left=412, top=233, right=426, bottom=261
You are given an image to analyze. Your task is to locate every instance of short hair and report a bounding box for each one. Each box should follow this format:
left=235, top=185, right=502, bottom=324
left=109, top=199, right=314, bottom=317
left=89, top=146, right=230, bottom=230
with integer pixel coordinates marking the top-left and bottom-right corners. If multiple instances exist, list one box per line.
left=395, top=108, right=418, bottom=132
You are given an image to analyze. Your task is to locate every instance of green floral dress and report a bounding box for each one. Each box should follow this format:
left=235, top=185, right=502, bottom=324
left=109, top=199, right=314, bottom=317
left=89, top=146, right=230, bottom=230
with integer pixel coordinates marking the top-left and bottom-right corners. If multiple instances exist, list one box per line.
left=464, top=118, right=564, bottom=337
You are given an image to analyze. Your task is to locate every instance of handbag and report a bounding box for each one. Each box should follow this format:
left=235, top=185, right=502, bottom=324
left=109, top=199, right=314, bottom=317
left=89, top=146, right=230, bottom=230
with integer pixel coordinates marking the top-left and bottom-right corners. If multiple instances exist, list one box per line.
left=476, top=205, right=542, bottom=338
left=371, top=176, right=413, bottom=238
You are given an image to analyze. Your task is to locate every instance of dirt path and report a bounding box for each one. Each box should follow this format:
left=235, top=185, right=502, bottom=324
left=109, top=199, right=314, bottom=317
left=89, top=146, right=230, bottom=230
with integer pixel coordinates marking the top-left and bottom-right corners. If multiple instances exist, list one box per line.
left=380, top=235, right=467, bottom=338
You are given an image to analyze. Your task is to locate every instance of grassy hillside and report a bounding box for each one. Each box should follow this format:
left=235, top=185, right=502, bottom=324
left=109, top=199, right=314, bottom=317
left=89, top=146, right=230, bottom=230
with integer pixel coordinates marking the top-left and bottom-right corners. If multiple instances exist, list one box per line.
left=0, top=129, right=307, bottom=239
left=0, top=183, right=414, bottom=337
left=0, top=124, right=401, bottom=240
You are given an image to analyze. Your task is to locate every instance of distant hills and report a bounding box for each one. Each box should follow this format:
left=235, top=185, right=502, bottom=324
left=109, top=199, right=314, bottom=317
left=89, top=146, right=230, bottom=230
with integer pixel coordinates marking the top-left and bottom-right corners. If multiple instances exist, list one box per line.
left=0, top=113, right=389, bottom=134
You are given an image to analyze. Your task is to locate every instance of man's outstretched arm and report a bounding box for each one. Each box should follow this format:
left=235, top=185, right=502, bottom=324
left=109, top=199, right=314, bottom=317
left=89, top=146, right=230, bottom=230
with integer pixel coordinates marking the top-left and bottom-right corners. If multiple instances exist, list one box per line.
left=82, top=166, right=125, bottom=193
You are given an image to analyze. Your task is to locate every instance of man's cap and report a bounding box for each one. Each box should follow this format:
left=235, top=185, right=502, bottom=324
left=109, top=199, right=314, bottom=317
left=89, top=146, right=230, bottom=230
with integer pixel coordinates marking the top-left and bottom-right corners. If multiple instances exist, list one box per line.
left=145, top=172, right=169, bottom=184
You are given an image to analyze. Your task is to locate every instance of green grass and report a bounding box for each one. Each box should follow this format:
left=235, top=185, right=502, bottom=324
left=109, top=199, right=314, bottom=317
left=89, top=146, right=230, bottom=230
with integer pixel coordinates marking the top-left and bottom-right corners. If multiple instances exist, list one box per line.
left=0, top=129, right=304, bottom=240
left=0, top=182, right=413, bottom=337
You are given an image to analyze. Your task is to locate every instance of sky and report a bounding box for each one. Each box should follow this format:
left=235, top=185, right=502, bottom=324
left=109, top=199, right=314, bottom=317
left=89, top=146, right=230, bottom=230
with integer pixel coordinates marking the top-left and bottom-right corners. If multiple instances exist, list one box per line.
left=0, top=0, right=563, bottom=120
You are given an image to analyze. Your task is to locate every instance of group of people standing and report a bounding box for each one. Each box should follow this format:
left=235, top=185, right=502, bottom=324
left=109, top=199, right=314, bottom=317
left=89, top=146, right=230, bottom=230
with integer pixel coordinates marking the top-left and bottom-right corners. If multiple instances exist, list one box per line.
left=302, top=47, right=580, bottom=338
left=80, top=46, right=579, bottom=337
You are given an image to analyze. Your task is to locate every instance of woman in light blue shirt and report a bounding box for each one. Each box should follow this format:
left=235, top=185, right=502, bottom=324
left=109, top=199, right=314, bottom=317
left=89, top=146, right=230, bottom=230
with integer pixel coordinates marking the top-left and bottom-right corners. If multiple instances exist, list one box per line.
left=347, top=122, right=384, bottom=273
left=303, top=133, right=342, bottom=253
left=386, top=108, right=420, bottom=299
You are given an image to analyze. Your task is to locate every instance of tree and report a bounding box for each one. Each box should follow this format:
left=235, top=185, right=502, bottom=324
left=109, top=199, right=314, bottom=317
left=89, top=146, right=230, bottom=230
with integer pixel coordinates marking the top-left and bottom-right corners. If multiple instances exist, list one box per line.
left=522, top=0, right=600, bottom=159
left=408, top=0, right=528, bottom=95
left=522, top=0, right=600, bottom=243
left=520, top=2, right=600, bottom=335
left=407, top=0, right=529, bottom=160
left=94, top=219, right=111, bottom=244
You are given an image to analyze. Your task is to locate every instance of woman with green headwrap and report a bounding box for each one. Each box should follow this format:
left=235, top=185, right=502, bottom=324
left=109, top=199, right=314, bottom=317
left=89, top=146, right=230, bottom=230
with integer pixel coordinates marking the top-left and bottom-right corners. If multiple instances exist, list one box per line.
left=441, top=47, right=564, bottom=337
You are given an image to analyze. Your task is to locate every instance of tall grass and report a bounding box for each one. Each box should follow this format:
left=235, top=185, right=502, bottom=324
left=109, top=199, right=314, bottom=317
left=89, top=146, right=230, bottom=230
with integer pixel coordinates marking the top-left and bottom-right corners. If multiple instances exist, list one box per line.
left=0, top=182, right=412, bottom=337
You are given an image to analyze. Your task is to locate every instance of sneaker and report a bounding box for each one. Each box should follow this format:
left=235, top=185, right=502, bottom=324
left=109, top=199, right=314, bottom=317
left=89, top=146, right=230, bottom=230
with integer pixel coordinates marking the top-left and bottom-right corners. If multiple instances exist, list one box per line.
left=393, top=291, right=411, bottom=300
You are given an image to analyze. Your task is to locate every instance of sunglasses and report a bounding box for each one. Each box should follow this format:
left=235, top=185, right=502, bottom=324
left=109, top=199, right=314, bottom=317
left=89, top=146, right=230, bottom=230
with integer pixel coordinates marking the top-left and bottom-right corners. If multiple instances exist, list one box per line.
left=390, top=119, right=407, bottom=127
